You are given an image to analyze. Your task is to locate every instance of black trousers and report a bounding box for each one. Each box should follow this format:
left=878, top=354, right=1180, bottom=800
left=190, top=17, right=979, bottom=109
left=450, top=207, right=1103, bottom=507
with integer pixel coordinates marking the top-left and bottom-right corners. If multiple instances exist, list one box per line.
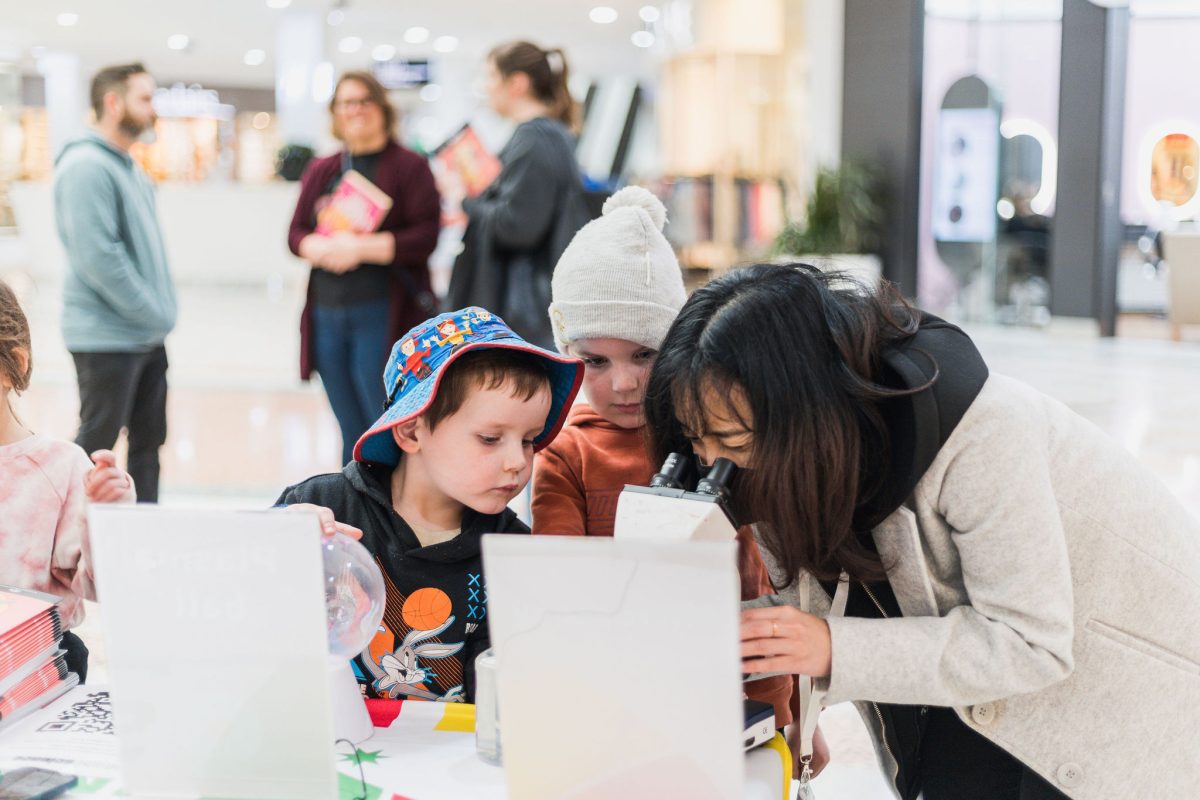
left=917, top=707, right=1069, bottom=800
left=71, top=346, right=168, bottom=503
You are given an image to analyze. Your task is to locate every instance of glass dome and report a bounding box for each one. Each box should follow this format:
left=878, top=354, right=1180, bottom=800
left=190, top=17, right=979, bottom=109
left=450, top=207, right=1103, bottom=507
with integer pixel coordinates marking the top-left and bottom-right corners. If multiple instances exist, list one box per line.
left=322, top=532, right=386, bottom=659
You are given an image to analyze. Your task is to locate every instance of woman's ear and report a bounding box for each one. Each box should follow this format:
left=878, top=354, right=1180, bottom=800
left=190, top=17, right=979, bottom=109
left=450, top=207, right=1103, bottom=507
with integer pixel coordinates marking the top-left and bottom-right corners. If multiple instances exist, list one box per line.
left=508, top=70, right=532, bottom=99
left=1, top=346, right=30, bottom=391
left=391, top=419, right=423, bottom=455
left=13, top=347, right=29, bottom=383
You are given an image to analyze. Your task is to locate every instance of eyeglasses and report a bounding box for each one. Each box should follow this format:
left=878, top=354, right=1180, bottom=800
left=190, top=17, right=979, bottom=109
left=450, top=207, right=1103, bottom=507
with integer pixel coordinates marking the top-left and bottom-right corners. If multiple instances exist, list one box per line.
left=333, top=98, right=377, bottom=112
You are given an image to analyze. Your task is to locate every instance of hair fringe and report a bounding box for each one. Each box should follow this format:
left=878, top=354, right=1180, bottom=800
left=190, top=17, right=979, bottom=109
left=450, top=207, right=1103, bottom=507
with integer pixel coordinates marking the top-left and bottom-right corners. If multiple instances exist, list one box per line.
left=645, top=263, right=932, bottom=585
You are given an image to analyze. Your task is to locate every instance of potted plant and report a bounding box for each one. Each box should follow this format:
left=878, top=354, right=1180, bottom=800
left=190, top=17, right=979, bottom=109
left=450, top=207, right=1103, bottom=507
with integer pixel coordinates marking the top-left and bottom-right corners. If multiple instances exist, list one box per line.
left=772, top=160, right=885, bottom=284
left=275, top=143, right=316, bottom=182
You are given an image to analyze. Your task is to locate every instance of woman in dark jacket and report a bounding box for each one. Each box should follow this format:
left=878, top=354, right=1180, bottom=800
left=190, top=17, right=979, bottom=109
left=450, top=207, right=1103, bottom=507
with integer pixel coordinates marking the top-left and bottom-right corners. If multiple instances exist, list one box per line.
left=288, top=71, right=441, bottom=465
left=446, top=41, right=591, bottom=348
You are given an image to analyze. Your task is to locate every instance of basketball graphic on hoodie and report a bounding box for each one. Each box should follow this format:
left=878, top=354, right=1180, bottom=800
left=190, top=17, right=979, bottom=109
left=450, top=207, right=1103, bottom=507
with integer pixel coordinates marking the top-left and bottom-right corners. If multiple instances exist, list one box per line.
left=402, top=587, right=453, bottom=631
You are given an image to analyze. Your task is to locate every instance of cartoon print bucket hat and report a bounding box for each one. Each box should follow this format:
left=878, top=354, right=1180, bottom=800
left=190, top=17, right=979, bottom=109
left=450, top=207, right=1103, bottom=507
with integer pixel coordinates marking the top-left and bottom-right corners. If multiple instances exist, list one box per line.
left=353, top=307, right=584, bottom=466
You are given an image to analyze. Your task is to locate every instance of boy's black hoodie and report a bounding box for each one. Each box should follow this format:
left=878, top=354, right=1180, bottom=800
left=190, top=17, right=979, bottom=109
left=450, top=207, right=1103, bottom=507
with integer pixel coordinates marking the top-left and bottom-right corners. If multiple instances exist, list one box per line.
left=277, top=461, right=528, bottom=703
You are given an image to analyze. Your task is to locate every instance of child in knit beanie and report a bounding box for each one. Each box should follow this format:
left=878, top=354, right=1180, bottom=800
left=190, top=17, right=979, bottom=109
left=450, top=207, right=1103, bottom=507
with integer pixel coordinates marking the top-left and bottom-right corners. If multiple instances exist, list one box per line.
left=532, top=185, right=685, bottom=536
left=530, top=186, right=799, bottom=735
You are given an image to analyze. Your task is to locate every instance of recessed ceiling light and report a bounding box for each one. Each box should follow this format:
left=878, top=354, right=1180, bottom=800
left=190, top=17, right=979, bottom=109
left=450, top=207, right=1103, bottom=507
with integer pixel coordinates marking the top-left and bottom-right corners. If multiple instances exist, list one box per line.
left=338, top=36, right=363, bottom=54
left=631, top=30, right=655, bottom=47
left=404, top=26, right=430, bottom=44
left=327, top=9, right=344, bottom=25
left=639, top=5, right=660, bottom=22
left=433, top=35, right=458, bottom=53
left=371, top=44, right=395, bottom=61
left=252, top=112, right=271, bottom=130
left=56, top=12, right=78, bottom=26
left=167, top=34, right=190, bottom=51
left=589, top=6, right=618, bottom=23
left=244, top=49, right=266, bottom=66
left=419, top=83, right=442, bottom=102
left=266, top=0, right=292, bottom=8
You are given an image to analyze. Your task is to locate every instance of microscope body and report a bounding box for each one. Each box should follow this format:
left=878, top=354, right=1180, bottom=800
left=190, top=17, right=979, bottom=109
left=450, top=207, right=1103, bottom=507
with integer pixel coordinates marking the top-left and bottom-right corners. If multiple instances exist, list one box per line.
left=612, top=455, right=778, bottom=745
left=613, top=454, right=741, bottom=542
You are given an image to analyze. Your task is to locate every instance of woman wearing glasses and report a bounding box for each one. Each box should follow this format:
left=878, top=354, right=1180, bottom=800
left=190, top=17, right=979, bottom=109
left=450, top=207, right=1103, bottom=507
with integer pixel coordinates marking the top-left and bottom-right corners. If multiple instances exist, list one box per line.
left=288, top=71, right=441, bottom=465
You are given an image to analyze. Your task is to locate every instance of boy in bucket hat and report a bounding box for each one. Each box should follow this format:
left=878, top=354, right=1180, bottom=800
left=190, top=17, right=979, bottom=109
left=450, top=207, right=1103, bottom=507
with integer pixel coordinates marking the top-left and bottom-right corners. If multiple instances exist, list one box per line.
left=278, top=307, right=582, bottom=703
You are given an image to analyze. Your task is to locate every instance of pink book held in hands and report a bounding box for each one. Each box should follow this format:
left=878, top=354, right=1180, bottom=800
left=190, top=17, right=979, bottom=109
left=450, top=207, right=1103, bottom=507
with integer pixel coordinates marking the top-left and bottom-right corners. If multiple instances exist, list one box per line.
left=315, top=169, right=394, bottom=235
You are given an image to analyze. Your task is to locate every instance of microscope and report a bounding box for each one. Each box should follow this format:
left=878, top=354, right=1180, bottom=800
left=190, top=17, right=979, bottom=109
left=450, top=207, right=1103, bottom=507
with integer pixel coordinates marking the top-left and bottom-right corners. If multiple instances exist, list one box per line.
left=612, top=453, right=741, bottom=542
left=613, top=454, right=775, bottom=749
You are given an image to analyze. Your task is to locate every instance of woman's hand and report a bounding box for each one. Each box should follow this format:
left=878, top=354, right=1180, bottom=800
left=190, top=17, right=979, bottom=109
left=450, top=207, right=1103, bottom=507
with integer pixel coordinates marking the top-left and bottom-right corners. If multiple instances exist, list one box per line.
left=84, top=450, right=136, bottom=503
left=741, top=605, right=833, bottom=678
left=432, top=162, right=467, bottom=215
left=298, top=233, right=334, bottom=265
left=317, top=233, right=365, bottom=273
left=281, top=503, right=363, bottom=540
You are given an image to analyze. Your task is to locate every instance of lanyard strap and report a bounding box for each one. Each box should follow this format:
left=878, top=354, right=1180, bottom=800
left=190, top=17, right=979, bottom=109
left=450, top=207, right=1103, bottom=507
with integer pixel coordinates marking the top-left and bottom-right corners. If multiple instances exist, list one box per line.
left=797, top=572, right=849, bottom=783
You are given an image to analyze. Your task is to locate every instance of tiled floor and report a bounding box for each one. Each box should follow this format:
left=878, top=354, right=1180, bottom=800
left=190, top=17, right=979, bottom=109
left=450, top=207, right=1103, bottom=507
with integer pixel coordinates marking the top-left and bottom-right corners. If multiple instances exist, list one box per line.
left=7, top=277, right=1200, bottom=798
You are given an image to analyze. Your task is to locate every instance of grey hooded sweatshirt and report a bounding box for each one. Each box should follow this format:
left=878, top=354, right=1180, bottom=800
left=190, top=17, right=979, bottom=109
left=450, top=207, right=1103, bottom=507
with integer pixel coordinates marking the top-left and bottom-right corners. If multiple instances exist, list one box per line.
left=53, top=131, right=177, bottom=352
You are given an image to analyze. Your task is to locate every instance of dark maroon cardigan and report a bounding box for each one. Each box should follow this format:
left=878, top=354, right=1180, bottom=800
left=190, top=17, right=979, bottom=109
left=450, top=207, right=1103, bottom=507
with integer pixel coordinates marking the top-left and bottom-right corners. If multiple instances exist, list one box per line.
left=287, top=140, right=441, bottom=381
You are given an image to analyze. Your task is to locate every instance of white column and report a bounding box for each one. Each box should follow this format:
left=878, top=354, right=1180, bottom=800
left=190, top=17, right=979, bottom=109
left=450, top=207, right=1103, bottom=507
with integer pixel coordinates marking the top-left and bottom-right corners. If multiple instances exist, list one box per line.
left=802, top=0, right=844, bottom=175
left=37, top=51, right=85, bottom=159
left=274, top=11, right=326, bottom=149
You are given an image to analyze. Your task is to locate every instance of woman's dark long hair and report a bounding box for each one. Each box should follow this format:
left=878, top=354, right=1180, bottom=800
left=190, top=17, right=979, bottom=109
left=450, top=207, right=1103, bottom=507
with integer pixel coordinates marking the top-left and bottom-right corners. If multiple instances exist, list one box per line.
left=644, top=264, right=926, bottom=585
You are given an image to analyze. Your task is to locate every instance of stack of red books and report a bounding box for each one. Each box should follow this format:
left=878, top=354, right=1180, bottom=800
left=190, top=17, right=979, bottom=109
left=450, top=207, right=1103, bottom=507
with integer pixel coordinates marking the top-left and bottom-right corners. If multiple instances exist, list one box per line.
left=0, top=586, right=79, bottom=730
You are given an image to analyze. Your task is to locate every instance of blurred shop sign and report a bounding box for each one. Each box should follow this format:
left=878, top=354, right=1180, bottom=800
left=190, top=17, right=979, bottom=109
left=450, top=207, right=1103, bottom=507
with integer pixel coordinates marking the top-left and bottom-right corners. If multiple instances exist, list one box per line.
left=373, top=59, right=431, bottom=89
left=153, top=83, right=234, bottom=121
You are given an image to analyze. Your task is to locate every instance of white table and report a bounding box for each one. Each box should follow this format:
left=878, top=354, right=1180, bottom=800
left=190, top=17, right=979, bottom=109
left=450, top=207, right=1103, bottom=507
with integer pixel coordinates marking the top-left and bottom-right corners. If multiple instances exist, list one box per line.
left=0, top=687, right=794, bottom=799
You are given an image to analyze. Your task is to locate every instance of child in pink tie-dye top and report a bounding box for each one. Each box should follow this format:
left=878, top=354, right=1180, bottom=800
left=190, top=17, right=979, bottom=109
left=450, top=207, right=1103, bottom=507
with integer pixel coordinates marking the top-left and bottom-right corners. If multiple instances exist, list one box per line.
left=0, top=280, right=135, bottom=681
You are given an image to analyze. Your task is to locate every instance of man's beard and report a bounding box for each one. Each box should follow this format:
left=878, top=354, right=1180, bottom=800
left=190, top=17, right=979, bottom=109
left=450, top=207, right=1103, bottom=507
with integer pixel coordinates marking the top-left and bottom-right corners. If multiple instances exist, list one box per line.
left=118, top=112, right=153, bottom=140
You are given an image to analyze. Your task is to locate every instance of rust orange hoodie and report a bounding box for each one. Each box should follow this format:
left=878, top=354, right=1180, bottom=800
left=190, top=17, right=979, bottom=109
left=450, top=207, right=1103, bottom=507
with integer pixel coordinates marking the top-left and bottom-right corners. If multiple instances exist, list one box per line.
left=531, top=402, right=795, bottom=727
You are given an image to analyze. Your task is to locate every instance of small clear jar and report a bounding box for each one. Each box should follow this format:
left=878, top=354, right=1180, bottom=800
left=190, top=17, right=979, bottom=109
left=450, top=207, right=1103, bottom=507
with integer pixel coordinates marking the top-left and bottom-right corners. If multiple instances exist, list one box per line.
left=474, top=648, right=501, bottom=765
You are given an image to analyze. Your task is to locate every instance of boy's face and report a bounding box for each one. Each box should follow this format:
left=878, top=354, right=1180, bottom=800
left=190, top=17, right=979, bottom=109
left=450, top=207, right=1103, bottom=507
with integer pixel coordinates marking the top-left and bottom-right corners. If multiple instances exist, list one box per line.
left=404, top=382, right=552, bottom=515
left=569, top=338, right=656, bottom=430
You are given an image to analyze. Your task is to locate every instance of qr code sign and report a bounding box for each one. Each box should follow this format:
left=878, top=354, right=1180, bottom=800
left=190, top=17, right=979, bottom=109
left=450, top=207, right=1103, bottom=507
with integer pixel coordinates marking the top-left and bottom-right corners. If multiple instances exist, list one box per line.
left=37, top=691, right=113, bottom=735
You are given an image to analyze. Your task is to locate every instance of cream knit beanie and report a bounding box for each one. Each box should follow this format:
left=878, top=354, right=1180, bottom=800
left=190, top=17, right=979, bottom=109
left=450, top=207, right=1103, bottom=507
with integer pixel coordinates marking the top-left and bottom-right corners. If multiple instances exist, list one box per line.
left=548, top=186, right=686, bottom=353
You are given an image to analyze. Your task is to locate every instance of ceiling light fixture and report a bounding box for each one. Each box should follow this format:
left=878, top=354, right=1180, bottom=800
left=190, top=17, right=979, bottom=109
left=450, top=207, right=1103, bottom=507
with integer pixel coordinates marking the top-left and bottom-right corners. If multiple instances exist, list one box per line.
left=327, top=9, right=344, bottom=25
left=56, top=12, right=78, bottom=26
left=167, top=34, right=190, bottom=51
left=589, top=6, right=618, bottom=23
left=338, top=36, right=363, bottom=54
left=371, top=44, right=396, bottom=61
left=266, top=0, right=292, bottom=8
left=433, top=35, right=458, bottom=53
left=631, top=30, right=655, bottom=47
left=244, top=49, right=267, bottom=66
left=404, top=26, right=430, bottom=44
left=639, top=5, right=661, bottom=22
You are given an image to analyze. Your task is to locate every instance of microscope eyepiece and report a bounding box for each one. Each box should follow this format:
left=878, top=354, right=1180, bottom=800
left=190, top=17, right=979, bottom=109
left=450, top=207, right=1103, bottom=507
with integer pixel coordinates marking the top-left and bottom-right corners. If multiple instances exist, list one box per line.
left=649, top=452, right=692, bottom=490
left=694, top=458, right=737, bottom=501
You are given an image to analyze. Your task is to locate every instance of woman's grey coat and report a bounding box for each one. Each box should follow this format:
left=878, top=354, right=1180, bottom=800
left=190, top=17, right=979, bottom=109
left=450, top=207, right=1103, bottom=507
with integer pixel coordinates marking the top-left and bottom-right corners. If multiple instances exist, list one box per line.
left=764, top=374, right=1200, bottom=798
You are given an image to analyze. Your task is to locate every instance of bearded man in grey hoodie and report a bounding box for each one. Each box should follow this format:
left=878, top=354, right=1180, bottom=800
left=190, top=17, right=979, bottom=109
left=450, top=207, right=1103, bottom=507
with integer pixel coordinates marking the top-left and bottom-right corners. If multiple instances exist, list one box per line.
left=53, top=62, right=177, bottom=503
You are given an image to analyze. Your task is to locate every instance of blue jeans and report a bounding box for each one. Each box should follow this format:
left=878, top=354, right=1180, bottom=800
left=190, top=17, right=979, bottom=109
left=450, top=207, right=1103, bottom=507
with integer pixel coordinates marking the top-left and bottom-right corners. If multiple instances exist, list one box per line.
left=311, top=299, right=392, bottom=465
